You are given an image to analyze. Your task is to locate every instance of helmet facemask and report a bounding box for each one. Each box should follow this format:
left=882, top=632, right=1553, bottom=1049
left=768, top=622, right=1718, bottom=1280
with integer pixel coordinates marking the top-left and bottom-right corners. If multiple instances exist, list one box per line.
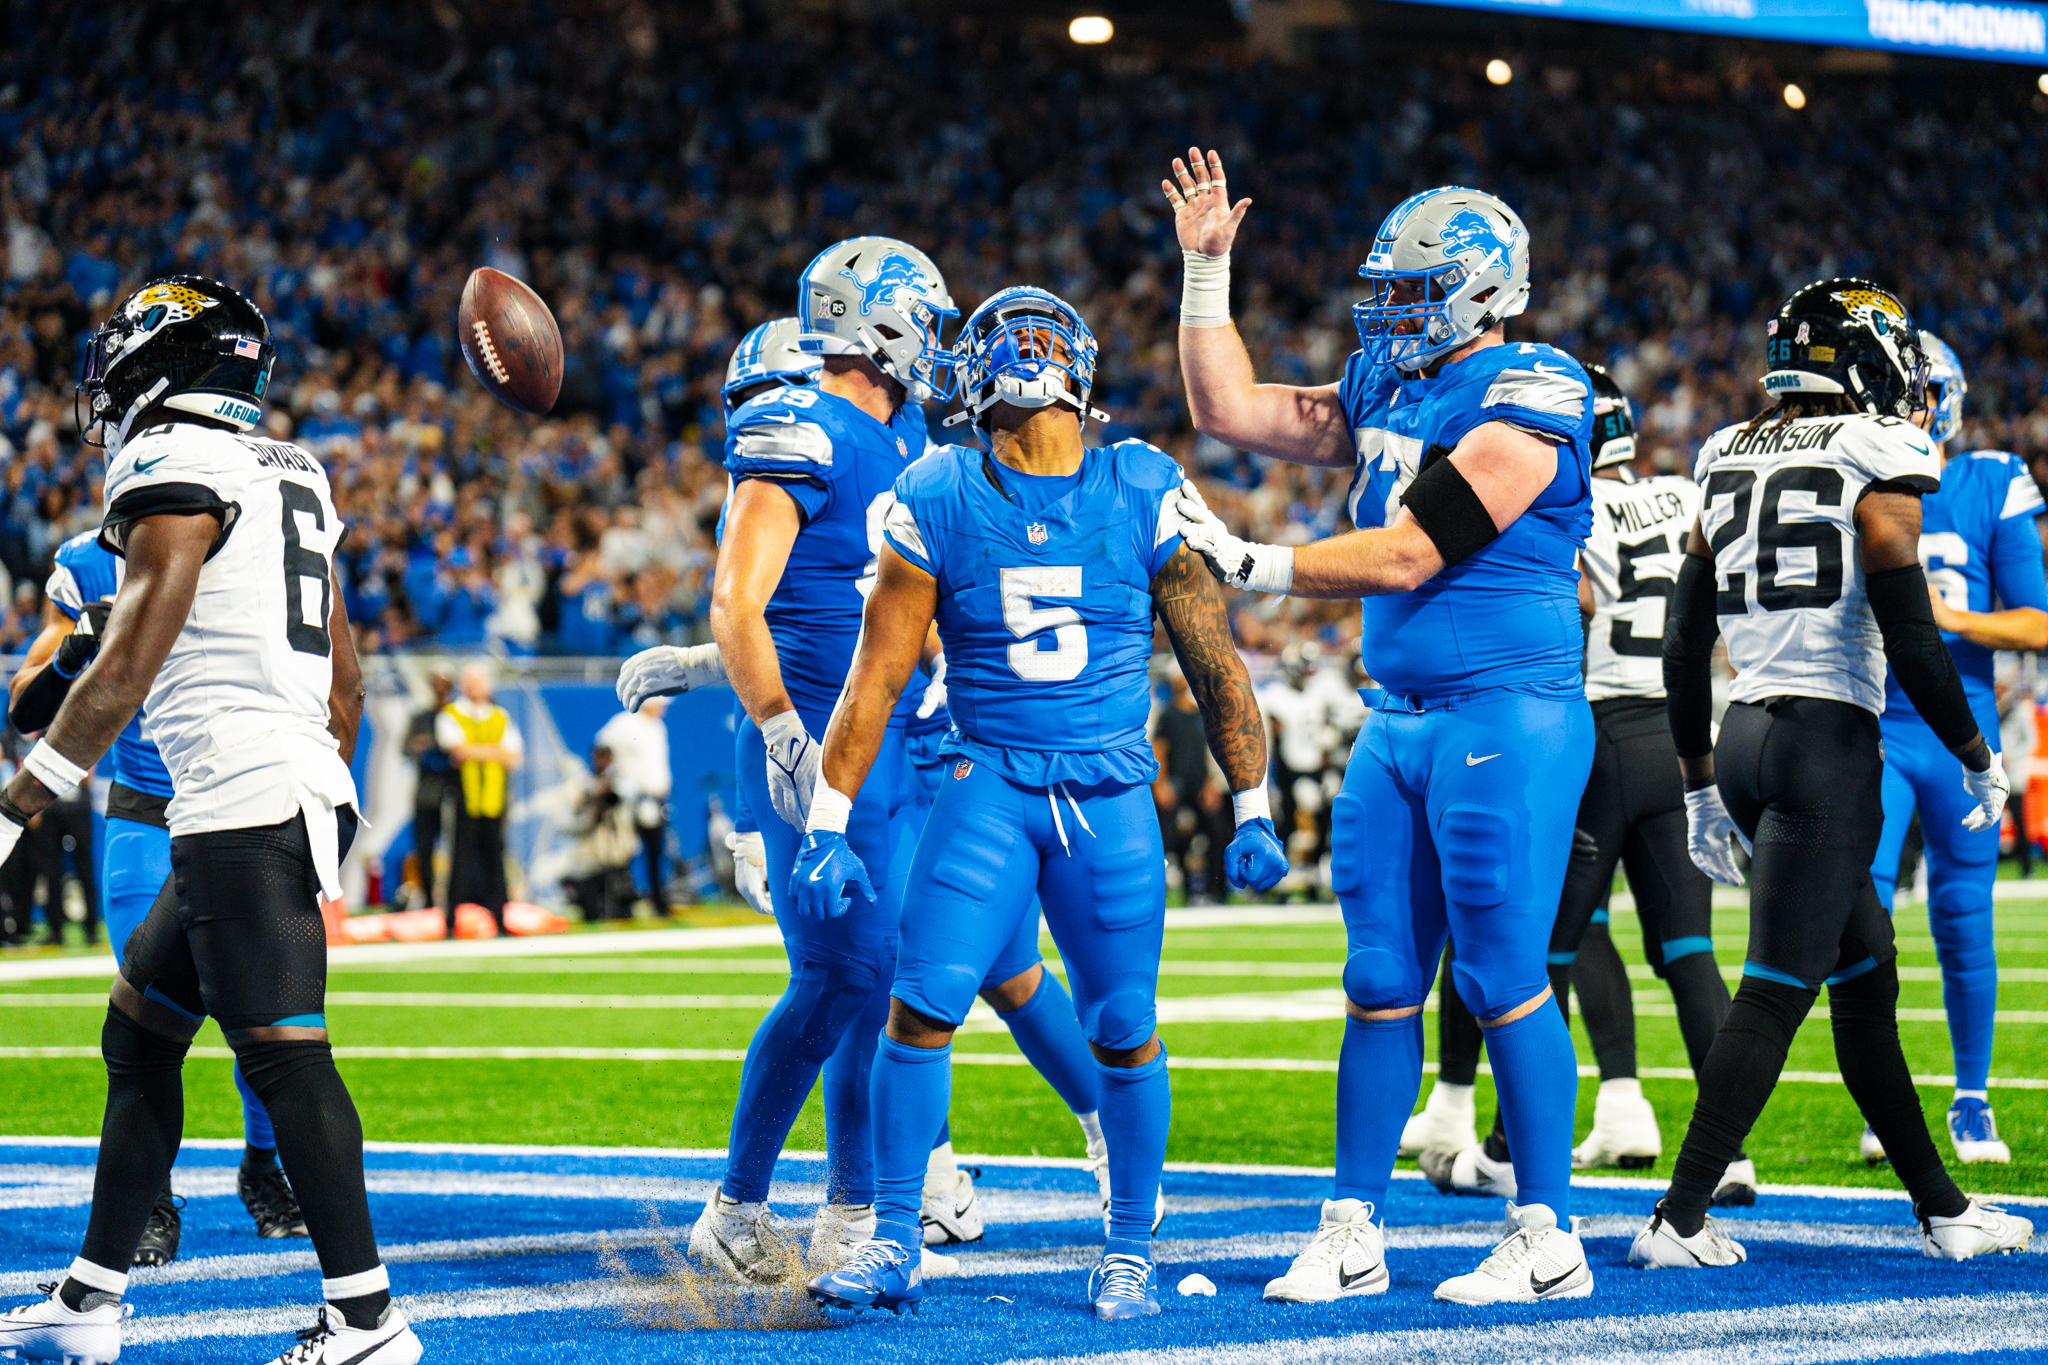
left=950, top=287, right=1107, bottom=440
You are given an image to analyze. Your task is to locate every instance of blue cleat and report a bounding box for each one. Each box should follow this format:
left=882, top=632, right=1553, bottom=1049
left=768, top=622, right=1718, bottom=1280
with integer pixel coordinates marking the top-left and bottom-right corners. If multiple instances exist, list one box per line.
left=1088, top=1247, right=1161, bottom=1320
left=806, top=1236, right=923, bottom=1315
left=1947, top=1097, right=2012, bottom=1164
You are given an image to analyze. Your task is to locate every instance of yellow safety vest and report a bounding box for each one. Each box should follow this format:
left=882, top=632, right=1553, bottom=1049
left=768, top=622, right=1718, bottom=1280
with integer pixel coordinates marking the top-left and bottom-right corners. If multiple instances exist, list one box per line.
left=446, top=704, right=509, bottom=818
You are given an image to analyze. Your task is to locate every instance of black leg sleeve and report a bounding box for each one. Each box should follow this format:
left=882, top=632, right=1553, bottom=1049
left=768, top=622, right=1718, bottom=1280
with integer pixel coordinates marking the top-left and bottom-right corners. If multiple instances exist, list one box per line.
left=1828, top=960, right=1969, bottom=1219
left=1435, top=945, right=1483, bottom=1087
left=234, top=1038, right=384, bottom=1284
left=1665, top=976, right=1814, bottom=1234
left=1571, top=921, right=1639, bottom=1081
left=79, top=1007, right=189, bottom=1274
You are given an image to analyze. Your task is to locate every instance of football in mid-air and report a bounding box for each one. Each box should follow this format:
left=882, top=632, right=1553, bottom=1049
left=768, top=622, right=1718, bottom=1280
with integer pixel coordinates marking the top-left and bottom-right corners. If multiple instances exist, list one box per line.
left=458, top=267, right=563, bottom=416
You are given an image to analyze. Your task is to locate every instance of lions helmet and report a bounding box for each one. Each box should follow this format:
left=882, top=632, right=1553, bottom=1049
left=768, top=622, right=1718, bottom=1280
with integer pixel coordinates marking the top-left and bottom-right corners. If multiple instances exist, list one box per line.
left=951, top=286, right=1107, bottom=436
left=1586, top=363, right=1637, bottom=472
left=797, top=236, right=957, bottom=401
left=723, top=317, right=821, bottom=414
left=1918, top=330, right=1966, bottom=446
left=1761, top=279, right=1927, bottom=420
left=79, top=276, right=273, bottom=450
left=1354, top=187, right=1531, bottom=373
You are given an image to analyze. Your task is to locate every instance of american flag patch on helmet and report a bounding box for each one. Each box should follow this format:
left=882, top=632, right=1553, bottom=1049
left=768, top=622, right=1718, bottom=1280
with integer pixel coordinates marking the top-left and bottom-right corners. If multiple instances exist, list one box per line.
left=235, top=338, right=262, bottom=358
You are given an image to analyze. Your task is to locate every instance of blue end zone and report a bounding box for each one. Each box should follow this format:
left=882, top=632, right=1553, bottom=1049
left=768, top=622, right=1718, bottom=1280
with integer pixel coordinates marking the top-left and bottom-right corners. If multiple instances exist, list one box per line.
left=2, top=1139, right=2044, bottom=1364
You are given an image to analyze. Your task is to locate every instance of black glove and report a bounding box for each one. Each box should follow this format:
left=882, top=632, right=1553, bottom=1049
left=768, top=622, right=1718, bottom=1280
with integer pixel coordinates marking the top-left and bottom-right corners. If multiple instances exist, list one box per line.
left=1571, top=826, right=1599, bottom=862
left=52, top=600, right=112, bottom=678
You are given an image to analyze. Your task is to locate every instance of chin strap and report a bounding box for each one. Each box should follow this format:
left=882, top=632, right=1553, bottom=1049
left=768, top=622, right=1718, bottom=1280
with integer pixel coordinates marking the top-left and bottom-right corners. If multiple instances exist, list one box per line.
left=107, top=377, right=171, bottom=457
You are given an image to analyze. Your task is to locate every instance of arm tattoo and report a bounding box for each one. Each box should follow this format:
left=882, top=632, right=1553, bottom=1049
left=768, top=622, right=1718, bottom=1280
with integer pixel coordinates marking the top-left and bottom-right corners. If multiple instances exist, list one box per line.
left=1151, top=543, right=1268, bottom=793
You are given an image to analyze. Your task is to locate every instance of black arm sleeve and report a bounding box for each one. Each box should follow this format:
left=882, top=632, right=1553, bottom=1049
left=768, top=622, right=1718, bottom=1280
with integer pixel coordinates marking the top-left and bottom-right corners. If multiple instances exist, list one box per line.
left=1398, top=456, right=1500, bottom=568
left=1865, top=562, right=1990, bottom=769
left=1661, top=551, right=1720, bottom=763
left=8, top=660, right=78, bottom=733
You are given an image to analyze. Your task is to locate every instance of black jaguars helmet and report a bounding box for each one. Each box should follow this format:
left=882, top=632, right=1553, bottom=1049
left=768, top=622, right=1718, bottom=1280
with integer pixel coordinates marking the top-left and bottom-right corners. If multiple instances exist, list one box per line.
left=78, top=276, right=274, bottom=448
left=1586, top=362, right=1636, bottom=472
left=1760, top=278, right=1927, bottom=420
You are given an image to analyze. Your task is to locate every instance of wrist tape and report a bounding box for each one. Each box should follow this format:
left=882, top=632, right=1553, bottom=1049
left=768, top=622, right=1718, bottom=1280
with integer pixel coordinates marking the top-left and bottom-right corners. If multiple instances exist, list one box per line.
left=1231, top=787, right=1271, bottom=826
left=23, top=740, right=87, bottom=799
left=807, top=785, right=853, bottom=835
left=1181, top=251, right=1232, bottom=327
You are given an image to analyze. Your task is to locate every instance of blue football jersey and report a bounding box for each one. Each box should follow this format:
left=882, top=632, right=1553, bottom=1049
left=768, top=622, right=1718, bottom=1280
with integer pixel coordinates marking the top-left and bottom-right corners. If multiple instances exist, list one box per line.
left=723, top=385, right=928, bottom=724
left=45, top=531, right=175, bottom=798
left=883, top=439, right=1187, bottom=787
left=1339, top=341, right=1595, bottom=698
left=1885, top=448, right=2048, bottom=729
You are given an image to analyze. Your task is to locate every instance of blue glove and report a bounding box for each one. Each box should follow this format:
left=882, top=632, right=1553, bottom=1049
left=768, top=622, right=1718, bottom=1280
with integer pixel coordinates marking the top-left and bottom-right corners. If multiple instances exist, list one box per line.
left=1225, top=816, right=1287, bottom=892
left=790, top=830, right=875, bottom=919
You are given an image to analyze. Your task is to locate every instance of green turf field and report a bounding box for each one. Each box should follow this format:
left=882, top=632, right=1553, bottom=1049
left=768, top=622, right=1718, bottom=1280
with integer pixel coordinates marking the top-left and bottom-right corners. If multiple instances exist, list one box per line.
left=5, top=894, right=2047, bottom=1198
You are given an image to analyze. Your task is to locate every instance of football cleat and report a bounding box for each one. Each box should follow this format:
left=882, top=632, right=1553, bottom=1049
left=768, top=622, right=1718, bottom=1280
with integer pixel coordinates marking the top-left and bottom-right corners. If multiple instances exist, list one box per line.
left=920, top=1167, right=984, bottom=1246
left=263, top=1305, right=420, bottom=1365
left=1085, top=1135, right=1166, bottom=1236
left=688, top=1191, right=795, bottom=1284
left=1628, top=1201, right=1748, bottom=1269
left=239, top=1166, right=309, bottom=1240
left=1088, top=1249, right=1161, bottom=1320
left=808, top=1203, right=875, bottom=1269
left=1571, top=1085, right=1661, bottom=1170
left=1712, top=1158, right=1759, bottom=1208
left=1399, top=1082, right=1478, bottom=1159
left=806, top=1236, right=923, bottom=1314
left=1860, top=1124, right=1888, bottom=1165
left=1419, top=1143, right=1517, bottom=1200
left=1920, top=1200, right=2032, bottom=1260
left=131, top=1185, right=182, bottom=1267
left=1947, top=1098, right=2012, bottom=1164
left=0, top=1284, right=128, bottom=1364
left=1434, top=1202, right=1592, bottom=1304
left=1262, top=1198, right=1388, bottom=1303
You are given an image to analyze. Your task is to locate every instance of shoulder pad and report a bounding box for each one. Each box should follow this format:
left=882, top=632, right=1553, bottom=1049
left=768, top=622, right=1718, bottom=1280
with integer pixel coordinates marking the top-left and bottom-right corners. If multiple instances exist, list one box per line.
left=1106, top=439, right=1184, bottom=492
left=54, top=529, right=103, bottom=566
left=895, top=444, right=972, bottom=501
left=1477, top=346, right=1588, bottom=423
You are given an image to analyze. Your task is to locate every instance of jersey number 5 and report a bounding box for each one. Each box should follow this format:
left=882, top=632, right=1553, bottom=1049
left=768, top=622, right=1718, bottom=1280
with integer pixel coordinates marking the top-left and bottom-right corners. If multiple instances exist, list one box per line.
left=1000, top=566, right=1087, bottom=682
left=1701, top=466, right=1844, bottom=615
left=280, top=482, right=332, bottom=658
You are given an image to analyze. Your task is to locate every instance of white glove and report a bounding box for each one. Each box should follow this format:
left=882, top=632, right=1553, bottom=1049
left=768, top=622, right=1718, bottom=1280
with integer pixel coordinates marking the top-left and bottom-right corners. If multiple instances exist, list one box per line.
left=917, top=654, right=948, bottom=720
left=1962, top=756, right=2010, bottom=833
left=1172, top=483, right=1293, bottom=594
left=1683, top=785, right=1749, bottom=887
left=616, top=643, right=726, bottom=712
left=0, top=806, right=24, bottom=871
left=761, top=709, right=822, bottom=829
left=725, top=829, right=772, bottom=915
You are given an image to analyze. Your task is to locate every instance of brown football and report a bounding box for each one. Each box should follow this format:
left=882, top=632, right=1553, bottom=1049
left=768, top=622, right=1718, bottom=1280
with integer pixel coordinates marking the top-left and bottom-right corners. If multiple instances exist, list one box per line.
left=458, top=267, right=563, bottom=416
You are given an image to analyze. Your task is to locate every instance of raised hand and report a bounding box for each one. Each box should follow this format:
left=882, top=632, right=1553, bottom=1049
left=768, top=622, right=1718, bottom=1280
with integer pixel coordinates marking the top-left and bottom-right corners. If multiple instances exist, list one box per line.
left=1162, top=146, right=1251, bottom=257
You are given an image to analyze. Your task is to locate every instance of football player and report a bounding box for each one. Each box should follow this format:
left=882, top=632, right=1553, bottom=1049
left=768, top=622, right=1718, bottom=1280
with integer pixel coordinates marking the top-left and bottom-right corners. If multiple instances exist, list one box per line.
left=1862, top=331, right=2045, bottom=1166
left=1163, top=153, right=1597, bottom=1304
left=1632, top=280, right=2030, bottom=1268
left=795, top=286, right=1284, bottom=1320
left=0, top=278, right=418, bottom=1365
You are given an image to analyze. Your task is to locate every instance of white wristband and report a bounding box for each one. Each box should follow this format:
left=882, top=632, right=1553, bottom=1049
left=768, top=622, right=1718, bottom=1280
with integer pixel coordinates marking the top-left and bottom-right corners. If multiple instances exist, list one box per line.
left=23, top=740, right=87, bottom=799
left=1181, top=250, right=1232, bottom=327
left=1232, top=787, right=1271, bottom=826
left=807, top=785, right=853, bottom=834
left=760, top=709, right=805, bottom=747
left=1251, top=544, right=1296, bottom=595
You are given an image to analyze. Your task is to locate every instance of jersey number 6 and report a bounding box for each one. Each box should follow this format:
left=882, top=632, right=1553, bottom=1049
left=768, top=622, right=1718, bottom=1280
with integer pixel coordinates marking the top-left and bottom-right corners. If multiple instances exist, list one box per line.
left=1000, top=566, right=1087, bottom=682
left=280, top=481, right=332, bottom=658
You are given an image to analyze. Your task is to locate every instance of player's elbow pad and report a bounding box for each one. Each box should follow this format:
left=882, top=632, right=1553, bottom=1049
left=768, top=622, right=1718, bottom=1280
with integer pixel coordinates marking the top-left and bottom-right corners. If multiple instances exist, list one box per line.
left=1866, top=562, right=1985, bottom=762
left=1661, top=552, right=1719, bottom=760
left=8, top=661, right=78, bottom=734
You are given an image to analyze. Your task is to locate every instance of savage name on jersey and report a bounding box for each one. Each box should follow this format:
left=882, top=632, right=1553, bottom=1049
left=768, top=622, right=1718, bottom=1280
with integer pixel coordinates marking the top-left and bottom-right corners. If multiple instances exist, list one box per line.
left=1693, top=413, right=1940, bottom=714
left=46, top=531, right=174, bottom=800
left=1340, top=341, right=1594, bottom=695
left=1583, top=475, right=1702, bottom=700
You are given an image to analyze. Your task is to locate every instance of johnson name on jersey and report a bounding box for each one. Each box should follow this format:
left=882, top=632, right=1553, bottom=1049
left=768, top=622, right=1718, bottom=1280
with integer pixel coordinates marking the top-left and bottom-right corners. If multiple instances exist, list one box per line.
left=1582, top=474, right=1702, bottom=701
left=724, top=384, right=927, bottom=724
left=45, top=531, right=175, bottom=798
left=1339, top=341, right=1594, bottom=698
left=1693, top=412, right=1940, bottom=714
left=98, top=422, right=356, bottom=879
left=882, top=438, right=1187, bottom=788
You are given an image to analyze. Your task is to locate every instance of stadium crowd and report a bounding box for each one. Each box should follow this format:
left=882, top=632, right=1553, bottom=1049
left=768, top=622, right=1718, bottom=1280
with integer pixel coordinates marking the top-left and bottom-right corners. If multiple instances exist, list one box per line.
left=0, top=0, right=2044, bottom=670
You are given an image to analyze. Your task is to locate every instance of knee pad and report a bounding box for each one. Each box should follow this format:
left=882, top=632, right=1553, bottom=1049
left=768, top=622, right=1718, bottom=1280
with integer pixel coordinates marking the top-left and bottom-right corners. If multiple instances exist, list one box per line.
left=1438, top=804, right=1514, bottom=910
left=1330, top=792, right=1367, bottom=896
left=1084, top=990, right=1155, bottom=1053
left=1342, top=948, right=1424, bottom=1014
left=102, top=1006, right=191, bottom=1079
left=233, top=1037, right=337, bottom=1103
left=1448, top=957, right=1549, bottom=1022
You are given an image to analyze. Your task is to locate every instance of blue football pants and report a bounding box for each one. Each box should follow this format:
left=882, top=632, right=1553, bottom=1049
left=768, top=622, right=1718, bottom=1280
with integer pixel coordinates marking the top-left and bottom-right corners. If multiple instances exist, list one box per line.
left=1871, top=710, right=2000, bottom=1094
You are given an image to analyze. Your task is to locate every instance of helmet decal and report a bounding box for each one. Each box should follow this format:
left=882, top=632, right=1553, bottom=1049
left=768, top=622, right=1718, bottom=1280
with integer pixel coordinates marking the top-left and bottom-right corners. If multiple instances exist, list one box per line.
left=839, top=251, right=940, bottom=319
left=1436, top=208, right=1519, bottom=280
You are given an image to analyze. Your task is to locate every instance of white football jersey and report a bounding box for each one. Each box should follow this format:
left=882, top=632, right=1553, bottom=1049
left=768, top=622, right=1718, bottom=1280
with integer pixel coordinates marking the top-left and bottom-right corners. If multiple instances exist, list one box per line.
left=100, top=422, right=357, bottom=884
left=1693, top=412, right=1940, bottom=715
left=1582, top=474, right=1700, bottom=701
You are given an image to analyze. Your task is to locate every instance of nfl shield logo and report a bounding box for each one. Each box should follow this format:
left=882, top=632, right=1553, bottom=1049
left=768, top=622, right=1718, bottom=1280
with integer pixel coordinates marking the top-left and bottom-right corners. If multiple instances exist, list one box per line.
left=1027, top=523, right=1048, bottom=546
left=897, top=438, right=908, bottom=455
left=954, top=759, right=974, bottom=780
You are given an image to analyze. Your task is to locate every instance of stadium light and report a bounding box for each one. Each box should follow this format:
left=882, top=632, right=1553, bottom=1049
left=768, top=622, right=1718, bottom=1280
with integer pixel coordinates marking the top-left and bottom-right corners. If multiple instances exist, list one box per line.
left=1069, top=15, right=1114, bottom=44
left=1783, top=82, right=1807, bottom=109
left=2039, top=72, right=2048, bottom=95
left=1485, top=59, right=1513, bottom=85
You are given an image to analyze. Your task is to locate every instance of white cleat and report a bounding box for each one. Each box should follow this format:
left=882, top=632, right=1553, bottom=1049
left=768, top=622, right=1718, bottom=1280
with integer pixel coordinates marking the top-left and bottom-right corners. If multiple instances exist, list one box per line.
left=1860, top=1124, right=1888, bottom=1165
left=1262, top=1199, right=1388, bottom=1303
left=262, top=1305, right=421, bottom=1365
left=0, top=1286, right=128, bottom=1364
left=919, top=1247, right=961, bottom=1279
left=1947, top=1098, right=2012, bottom=1165
left=808, top=1203, right=876, bottom=1269
left=1712, top=1158, right=1758, bottom=1208
left=1086, top=1134, right=1167, bottom=1236
left=1419, top=1143, right=1517, bottom=1200
left=1399, top=1081, right=1478, bottom=1159
left=1921, top=1200, right=2032, bottom=1260
left=1571, top=1082, right=1661, bottom=1170
left=921, top=1167, right=984, bottom=1246
left=1628, top=1202, right=1748, bottom=1268
left=689, top=1191, right=796, bottom=1283
left=1435, top=1202, right=1592, bottom=1304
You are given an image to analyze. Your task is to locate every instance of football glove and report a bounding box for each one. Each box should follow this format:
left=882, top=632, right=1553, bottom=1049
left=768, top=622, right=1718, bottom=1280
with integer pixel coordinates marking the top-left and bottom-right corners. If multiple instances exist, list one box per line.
left=790, top=830, right=875, bottom=920
left=761, top=710, right=822, bottom=829
left=1962, top=758, right=2010, bottom=833
left=725, top=829, right=772, bottom=915
left=917, top=654, right=949, bottom=720
left=616, top=642, right=726, bottom=712
left=1572, top=826, right=1598, bottom=862
left=1173, top=483, right=1293, bottom=594
left=1683, top=786, right=1749, bottom=887
left=52, top=599, right=112, bottom=679
left=1225, top=816, right=1287, bottom=892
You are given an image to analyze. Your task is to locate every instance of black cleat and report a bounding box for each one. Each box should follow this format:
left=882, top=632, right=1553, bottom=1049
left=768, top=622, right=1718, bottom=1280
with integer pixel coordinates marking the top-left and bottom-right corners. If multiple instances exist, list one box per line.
left=239, top=1165, right=309, bottom=1239
left=132, top=1183, right=183, bottom=1266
